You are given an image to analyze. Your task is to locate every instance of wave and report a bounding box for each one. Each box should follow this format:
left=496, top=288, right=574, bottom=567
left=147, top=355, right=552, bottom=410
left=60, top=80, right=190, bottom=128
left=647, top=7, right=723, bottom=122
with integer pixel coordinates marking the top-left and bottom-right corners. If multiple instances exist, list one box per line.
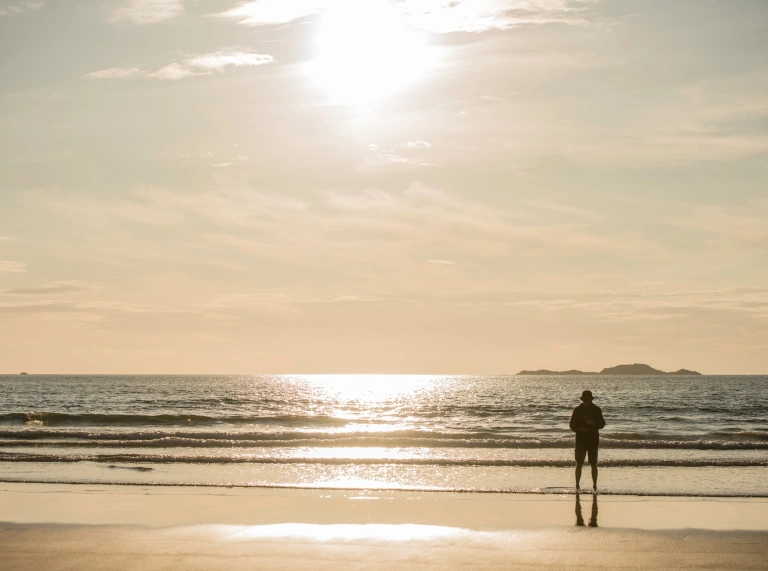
left=1, top=429, right=767, bottom=450
left=5, top=407, right=768, bottom=429
left=0, top=412, right=352, bottom=428
left=0, top=452, right=766, bottom=468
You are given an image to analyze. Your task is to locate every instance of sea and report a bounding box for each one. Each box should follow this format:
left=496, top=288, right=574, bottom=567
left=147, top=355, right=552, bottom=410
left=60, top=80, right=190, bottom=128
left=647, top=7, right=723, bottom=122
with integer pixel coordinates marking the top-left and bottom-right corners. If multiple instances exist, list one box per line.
left=0, top=374, right=766, bottom=497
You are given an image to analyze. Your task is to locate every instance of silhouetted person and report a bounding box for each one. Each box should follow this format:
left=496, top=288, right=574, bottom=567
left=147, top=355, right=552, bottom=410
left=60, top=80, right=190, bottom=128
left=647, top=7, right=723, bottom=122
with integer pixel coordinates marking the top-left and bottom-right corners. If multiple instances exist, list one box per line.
left=569, top=390, right=605, bottom=492
left=575, top=492, right=598, bottom=527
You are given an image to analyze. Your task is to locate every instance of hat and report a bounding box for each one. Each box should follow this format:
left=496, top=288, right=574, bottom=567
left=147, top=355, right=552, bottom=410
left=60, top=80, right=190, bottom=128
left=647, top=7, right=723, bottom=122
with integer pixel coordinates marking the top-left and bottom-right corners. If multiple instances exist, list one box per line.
left=580, top=390, right=594, bottom=402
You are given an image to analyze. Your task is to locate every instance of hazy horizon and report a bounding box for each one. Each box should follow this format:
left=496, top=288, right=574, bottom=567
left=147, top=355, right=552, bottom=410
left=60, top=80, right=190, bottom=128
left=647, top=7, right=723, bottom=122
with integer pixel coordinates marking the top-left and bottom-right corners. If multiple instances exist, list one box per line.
left=2, top=1, right=768, bottom=374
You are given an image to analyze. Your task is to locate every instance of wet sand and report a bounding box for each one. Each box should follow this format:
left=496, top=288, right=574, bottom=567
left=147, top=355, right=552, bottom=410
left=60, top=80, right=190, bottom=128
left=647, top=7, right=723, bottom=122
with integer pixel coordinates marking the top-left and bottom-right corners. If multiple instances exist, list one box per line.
left=1, top=483, right=767, bottom=570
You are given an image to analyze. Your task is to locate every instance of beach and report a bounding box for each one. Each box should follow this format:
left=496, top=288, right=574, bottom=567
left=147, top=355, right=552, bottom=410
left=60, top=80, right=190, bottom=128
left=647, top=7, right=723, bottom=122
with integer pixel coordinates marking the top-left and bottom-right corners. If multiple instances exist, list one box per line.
left=2, top=483, right=767, bottom=570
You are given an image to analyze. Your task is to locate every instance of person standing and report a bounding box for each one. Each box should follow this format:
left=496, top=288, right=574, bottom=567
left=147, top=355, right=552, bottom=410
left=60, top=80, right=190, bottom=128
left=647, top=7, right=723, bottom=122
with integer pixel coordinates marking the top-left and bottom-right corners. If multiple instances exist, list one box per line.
left=569, top=390, right=606, bottom=492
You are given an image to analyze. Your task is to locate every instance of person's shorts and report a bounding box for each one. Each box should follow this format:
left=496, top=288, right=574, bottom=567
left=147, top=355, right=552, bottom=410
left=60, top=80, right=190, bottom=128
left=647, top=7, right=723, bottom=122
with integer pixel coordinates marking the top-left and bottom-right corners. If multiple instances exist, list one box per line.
left=575, top=442, right=599, bottom=465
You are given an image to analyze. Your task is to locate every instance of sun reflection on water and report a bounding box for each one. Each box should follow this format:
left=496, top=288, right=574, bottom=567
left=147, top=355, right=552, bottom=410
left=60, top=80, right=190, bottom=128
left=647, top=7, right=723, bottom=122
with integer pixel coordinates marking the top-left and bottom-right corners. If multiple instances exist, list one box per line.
left=217, top=523, right=464, bottom=541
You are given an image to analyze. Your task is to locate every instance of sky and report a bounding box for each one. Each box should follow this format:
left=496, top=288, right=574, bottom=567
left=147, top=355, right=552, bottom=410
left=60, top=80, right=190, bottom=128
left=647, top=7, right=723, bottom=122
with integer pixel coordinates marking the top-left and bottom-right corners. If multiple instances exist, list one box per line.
left=1, top=0, right=767, bottom=374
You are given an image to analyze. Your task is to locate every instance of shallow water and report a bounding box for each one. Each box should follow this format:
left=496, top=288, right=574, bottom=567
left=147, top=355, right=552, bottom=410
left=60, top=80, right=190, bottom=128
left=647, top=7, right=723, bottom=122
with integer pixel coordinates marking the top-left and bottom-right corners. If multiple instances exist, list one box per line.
left=1, top=374, right=766, bottom=496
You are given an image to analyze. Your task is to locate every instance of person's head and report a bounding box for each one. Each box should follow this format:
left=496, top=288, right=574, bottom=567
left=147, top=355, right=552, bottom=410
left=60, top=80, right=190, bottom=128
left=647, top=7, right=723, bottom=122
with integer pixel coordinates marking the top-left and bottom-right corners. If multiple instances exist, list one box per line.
left=580, top=390, right=594, bottom=403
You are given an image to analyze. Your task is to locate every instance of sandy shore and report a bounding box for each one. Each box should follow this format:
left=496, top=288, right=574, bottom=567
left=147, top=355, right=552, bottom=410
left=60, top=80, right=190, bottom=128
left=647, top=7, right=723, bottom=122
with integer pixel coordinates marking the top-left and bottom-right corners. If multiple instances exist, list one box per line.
left=1, top=483, right=767, bottom=570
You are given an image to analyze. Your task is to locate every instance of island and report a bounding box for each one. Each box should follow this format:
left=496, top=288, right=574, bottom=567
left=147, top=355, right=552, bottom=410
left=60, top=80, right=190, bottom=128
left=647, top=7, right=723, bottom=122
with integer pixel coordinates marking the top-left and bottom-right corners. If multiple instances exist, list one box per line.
left=20, top=372, right=28, bottom=375
left=518, top=363, right=701, bottom=375
left=517, top=369, right=598, bottom=375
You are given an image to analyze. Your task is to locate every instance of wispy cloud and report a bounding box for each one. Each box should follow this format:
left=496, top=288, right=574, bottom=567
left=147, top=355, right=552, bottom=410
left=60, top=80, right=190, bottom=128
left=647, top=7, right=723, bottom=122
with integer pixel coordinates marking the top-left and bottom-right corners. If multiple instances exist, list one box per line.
left=211, top=154, right=250, bottom=168
left=201, top=291, right=414, bottom=316
left=148, top=62, right=201, bottom=80
left=0, top=261, right=27, bottom=273
left=85, top=49, right=274, bottom=81
left=190, top=51, right=272, bottom=71
left=111, top=0, right=184, bottom=24
left=362, top=142, right=434, bottom=170
left=83, top=67, right=143, bottom=80
left=2, top=281, right=102, bottom=295
left=666, top=201, right=768, bottom=248
left=35, top=182, right=664, bottom=269
left=402, top=0, right=600, bottom=33
left=502, top=286, right=768, bottom=322
left=428, top=259, right=455, bottom=265
left=0, top=1, right=43, bottom=17
left=0, top=236, right=14, bottom=241
left=560, top=70, right=768, bottom=166
left=214, top=0, right=599, bottom=31
left=214, top=0, right=323, bottom=26
left=0, top=299, right=180, bottom=319
left=204, top=292, right=300, bottom=314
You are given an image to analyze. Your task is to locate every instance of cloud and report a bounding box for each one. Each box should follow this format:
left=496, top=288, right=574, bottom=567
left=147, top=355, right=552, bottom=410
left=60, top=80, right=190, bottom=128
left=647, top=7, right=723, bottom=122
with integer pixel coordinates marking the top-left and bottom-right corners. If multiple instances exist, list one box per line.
left=83, top=67, right=143, bottom=80
left=35, top=185, right=305, bottom=229
left=0, top=236, right=14, bottom=241
left=502, top=286, right=768, bottom=322
left=0, top=1, right=43, bottom=17
left=204, top=293, right=299, bottom=314
left=363, top=143, right=433, bottom=169
left=427, top=259, right=455, bottom=265
left=666, top=201, right=768, bottom=248
left=0, top=300, right=181, bottom=320
left=148, top=62, right=200, bottom=80
left=214, top=0, right=323, bottom=26
left=561, top=70, right=768, bottom=166
left=200, top=291, right=412, bottom=316
left=0, top=261, right=26, bottom=273
left=35, top=182, right=666, bottom=266
left=111, top=0, right=184, bottom=24
left=2, top=281, right=102, bottom=295
left=210, top=156, right=250, bottom=167
left=523, top=199, right=599, bottom=220
left=402, top=0, right=599, bottom=33
left=214, top=0, right=599, bottom=31
left=198, top=284, right=768, bottom=325
left=186, top=51, right=274, bottom=71
left=85, top=49, right=274, bottom=81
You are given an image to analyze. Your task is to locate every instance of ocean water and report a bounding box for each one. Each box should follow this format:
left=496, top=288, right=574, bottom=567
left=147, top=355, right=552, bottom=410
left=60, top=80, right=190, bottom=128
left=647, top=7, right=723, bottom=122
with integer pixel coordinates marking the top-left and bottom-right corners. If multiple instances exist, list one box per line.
left=0, top=374, right=766, bottom=496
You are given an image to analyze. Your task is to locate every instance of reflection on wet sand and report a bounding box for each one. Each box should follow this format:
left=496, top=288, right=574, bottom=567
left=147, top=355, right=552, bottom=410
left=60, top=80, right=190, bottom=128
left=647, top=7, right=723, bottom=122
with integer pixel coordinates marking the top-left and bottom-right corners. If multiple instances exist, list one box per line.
left=575, top=493, right=598, bottom=527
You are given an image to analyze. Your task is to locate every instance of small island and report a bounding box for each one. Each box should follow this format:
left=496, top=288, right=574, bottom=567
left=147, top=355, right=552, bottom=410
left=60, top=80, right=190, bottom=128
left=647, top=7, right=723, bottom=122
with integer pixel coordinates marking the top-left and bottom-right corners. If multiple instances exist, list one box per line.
left=20, top=372, right=28, bottom=375
left=518, top=363, right=701, bottom=375
left=518, top=369, right=598, bottom=375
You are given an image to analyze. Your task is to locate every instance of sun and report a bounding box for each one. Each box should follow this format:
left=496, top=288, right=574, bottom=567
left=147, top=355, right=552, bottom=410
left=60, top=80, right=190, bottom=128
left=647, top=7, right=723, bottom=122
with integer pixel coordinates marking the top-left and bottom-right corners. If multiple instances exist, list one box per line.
left=313, top=0, right=434, bottom=105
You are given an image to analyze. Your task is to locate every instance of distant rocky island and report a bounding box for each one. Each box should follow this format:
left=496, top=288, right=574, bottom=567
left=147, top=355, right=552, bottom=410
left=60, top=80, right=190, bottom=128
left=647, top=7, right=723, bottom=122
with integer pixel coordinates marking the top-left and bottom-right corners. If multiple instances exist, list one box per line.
left=518, top=363, right=701, bottom=375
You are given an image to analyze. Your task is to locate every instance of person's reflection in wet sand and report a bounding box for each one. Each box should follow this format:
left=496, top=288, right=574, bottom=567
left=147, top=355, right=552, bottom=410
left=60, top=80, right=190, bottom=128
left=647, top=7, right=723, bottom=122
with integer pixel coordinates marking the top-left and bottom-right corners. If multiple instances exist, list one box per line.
left=575, top=493, right=598, bottom=527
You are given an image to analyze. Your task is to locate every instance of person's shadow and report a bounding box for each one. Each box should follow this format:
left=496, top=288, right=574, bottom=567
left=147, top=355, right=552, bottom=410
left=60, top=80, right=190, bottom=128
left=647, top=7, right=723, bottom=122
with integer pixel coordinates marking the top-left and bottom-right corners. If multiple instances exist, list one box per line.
left=575, top=492, right=598, bottom=527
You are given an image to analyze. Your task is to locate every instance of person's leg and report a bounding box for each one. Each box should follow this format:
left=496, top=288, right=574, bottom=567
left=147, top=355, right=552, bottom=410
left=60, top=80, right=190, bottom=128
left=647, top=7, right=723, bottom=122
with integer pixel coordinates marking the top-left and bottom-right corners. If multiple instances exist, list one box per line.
left=575, top=445, right=586, bottom=490
left=575, top=461, right=583, bottom=489
left=588, top=447, right=598, bottom=491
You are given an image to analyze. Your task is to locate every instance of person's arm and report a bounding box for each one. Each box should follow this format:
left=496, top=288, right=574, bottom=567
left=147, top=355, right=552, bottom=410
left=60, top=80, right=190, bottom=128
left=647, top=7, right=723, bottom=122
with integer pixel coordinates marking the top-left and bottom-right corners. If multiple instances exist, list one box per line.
left=569, top=408, right=580, bottom=433
left=595, top=406, right=606, bottom=430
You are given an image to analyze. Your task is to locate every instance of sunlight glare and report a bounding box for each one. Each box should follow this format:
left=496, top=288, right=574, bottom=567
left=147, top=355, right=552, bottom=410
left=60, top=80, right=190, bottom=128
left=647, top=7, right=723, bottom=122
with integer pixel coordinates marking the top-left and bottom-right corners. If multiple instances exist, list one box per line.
left=313, top=0, right=434, bottom=105
left=220, top=523, right=464, bottom=541
left=307, top=374, right=433, bottom=402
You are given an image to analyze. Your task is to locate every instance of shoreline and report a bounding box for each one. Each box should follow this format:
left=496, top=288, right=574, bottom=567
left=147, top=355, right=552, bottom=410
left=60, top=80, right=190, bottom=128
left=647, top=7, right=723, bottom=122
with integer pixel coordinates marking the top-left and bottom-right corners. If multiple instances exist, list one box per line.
left=2, top=477, right=768, bottom=498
